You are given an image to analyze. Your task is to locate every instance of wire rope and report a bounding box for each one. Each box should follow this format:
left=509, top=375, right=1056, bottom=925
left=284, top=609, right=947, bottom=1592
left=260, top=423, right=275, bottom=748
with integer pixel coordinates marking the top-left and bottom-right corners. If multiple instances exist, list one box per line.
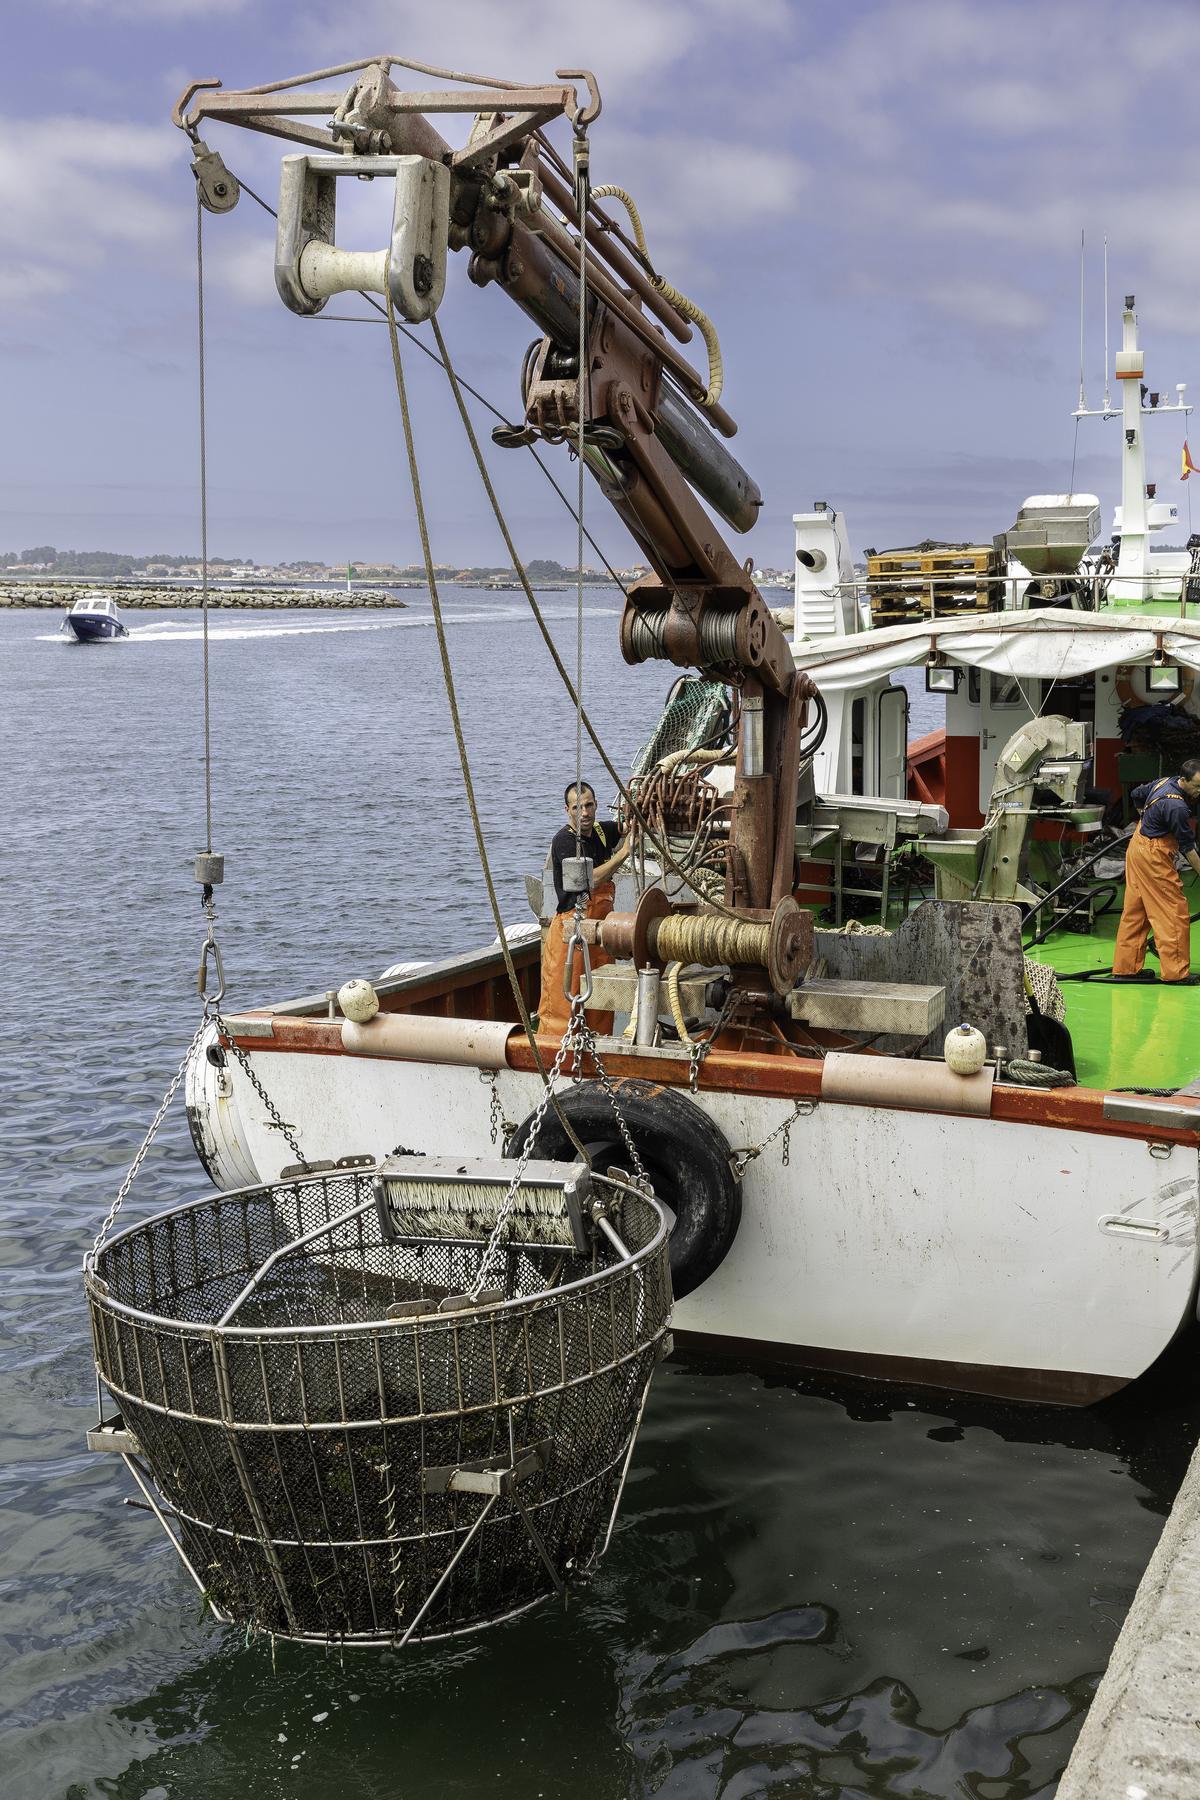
left=196, top=191, right=214, bottom=853
left=574, top=132, right=588, bottom=865
left=383, top=279, right=590, bottom=1162
left=230, top=153, right=749, bottom=921
left=231, top=174, right=627, bottom=594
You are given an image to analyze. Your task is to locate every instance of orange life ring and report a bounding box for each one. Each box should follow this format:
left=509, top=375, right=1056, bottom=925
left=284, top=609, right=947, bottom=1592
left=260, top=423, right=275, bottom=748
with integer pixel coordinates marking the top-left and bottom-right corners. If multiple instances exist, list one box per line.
left=1115, top=662, right=1195, bottom=709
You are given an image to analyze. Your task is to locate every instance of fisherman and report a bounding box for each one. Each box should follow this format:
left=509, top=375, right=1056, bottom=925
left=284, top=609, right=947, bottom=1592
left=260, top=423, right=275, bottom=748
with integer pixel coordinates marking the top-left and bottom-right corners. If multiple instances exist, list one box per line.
left=1112, top=759, right=1200, bottom=984
left=537, top=781, right=629, bottom=1031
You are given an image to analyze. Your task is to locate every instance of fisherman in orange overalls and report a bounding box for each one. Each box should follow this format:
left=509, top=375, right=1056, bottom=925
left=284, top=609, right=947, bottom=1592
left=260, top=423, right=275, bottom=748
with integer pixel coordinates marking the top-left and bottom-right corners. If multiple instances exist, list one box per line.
left=537, top=781, right=629, bottom=1032
left=1112, top=760, right=1200, bottom=984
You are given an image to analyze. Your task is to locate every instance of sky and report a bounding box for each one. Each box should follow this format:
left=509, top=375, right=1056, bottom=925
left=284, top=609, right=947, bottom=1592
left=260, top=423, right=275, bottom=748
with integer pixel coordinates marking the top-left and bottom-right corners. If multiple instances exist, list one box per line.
left=5, top=0, right=1200, bottom=572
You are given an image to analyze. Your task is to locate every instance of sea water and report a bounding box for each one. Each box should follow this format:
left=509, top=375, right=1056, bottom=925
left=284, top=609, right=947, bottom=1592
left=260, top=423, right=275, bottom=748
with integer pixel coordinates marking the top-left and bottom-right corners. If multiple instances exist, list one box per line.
left=2, top=595, right=1194, bottom=1799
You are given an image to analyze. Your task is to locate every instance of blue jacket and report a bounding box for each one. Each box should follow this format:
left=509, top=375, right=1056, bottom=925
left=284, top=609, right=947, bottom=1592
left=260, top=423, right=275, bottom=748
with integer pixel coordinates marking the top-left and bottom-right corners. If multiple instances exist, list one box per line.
left=1132, top=777, right=1197, bottom=854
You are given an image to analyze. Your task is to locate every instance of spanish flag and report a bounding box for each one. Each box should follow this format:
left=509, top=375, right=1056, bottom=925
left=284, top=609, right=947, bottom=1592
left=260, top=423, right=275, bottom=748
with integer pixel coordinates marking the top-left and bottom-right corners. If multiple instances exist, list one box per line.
left=1183, top=440, right=1198, bottom=480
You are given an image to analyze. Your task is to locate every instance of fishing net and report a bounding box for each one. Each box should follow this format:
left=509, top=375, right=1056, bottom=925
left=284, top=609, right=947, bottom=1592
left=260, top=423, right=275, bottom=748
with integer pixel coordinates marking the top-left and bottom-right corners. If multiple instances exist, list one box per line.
left=629, top=676, right=730, bottom=780
left=85, top=1163, right=671, bottom=1647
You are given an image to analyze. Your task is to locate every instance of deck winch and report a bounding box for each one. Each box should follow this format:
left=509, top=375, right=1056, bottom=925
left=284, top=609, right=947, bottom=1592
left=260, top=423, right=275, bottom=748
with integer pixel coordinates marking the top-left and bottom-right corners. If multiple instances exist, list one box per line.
left=85, top=1158, right=671, bottom=1646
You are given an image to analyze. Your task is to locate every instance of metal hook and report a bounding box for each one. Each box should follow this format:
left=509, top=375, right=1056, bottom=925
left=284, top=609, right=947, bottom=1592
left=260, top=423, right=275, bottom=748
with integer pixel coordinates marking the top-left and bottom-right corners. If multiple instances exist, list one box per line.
left=172, top=76, right=223, bottom=136
left=198, top=933, right=226, bottom=1009
left=555, top=67, right=602, bottom=128
left=563, top=922, right=593, bottom=1005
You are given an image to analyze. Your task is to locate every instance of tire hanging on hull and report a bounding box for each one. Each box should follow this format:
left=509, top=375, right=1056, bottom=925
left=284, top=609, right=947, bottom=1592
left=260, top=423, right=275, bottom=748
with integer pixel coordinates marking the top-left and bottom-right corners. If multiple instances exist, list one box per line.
left=505, top=1078, right=741, bottom=1298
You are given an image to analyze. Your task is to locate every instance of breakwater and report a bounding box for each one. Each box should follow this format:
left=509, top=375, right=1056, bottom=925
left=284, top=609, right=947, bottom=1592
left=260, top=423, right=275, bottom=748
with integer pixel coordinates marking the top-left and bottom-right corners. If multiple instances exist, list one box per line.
left=0, top=583, right=410, bottom=609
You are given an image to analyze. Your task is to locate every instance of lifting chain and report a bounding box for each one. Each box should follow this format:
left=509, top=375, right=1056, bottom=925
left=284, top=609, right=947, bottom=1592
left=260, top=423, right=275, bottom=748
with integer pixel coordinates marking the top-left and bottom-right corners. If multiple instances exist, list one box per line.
left=86, top=1017, right=212, bottom=1273
left=729, top=1098, right=815, bottom=1182
left=199, top=886, right=310, bottom=1173
left=480, top=1070, right=518, bottom=1151
left=470, top=988, right=650, bottom=1299
left=211, top=1016, right=309, bottom=1171
left=688, top=990, right=738, bottom=1093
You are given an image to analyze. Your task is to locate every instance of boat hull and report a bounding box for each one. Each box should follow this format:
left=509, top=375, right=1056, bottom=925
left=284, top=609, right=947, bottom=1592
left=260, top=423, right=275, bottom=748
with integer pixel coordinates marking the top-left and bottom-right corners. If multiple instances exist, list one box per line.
left=186, top=1035, right=1200, bottom=1406
left=63, top=615, right=128, bottom=641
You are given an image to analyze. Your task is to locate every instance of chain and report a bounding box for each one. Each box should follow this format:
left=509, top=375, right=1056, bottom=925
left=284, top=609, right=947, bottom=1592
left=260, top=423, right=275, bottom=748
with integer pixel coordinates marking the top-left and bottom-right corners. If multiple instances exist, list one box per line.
left=729, top=1098, right=815, bottom=1182
left=470, top=986, right=651, bottom=1296
left=86, top=1018, right=211, bottom=1272
left=481, top=1070, right=517, bottom=1150
left=688, top=989, right=738, bottom=1093
left=573, top=1013, right=650, bottom=1187
left=213, top=1017, right=309, bottom=1171
left=470, top=1011, right=583, bottom=1296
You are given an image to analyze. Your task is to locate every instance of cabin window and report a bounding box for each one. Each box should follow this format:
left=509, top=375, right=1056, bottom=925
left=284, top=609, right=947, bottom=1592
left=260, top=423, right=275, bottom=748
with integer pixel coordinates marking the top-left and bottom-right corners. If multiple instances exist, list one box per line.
left=989, top=673, right=1034, bottom=708
left=967, top=669, right=1040, bottom=709
left=850, top=696, right=867, bottom=794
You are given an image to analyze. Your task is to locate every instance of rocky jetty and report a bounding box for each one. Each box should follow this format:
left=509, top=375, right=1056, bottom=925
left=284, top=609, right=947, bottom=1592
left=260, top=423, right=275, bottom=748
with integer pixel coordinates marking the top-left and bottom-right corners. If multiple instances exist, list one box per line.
left=0, top=583, right=410, bottom=610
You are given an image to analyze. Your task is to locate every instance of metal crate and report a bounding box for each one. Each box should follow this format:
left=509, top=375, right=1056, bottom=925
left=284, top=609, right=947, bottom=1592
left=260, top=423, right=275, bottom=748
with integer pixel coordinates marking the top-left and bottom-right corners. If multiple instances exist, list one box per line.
left=84, top=1163, right=671, bottom=1647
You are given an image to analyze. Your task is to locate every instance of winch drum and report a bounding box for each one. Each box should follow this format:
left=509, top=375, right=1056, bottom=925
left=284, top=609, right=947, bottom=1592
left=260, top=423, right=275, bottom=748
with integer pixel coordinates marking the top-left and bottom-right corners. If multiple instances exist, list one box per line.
left=84, top=1166, right=671, bottom=1646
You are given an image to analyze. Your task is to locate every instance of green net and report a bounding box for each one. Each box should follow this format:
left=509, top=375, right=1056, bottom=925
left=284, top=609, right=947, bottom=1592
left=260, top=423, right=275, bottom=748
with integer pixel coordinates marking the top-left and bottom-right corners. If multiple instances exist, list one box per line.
left=629, top=677, right=730, bottom=780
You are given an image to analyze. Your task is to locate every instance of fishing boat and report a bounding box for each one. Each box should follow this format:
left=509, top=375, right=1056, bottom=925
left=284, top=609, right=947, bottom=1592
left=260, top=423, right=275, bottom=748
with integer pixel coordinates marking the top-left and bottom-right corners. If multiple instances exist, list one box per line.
left=144, top=59, right=1200, bottom=1413
left=61, top=592, right=129, bottom=642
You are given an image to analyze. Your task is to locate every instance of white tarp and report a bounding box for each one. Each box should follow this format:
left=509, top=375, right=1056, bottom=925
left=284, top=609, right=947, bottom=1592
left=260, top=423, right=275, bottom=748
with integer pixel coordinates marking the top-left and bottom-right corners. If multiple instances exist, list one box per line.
left=794, top=611, right=1200, bottom=690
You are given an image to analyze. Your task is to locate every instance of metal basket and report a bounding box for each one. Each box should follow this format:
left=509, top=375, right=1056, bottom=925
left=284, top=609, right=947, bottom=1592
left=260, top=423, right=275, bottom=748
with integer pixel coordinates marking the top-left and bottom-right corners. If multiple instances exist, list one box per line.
left=84, top=1161, right=671, bottom=1647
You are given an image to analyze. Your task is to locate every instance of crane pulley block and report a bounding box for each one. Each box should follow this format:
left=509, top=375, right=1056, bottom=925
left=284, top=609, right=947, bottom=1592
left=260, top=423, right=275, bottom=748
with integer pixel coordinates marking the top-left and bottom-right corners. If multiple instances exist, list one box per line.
left=275, top=153, right=450, bottom=323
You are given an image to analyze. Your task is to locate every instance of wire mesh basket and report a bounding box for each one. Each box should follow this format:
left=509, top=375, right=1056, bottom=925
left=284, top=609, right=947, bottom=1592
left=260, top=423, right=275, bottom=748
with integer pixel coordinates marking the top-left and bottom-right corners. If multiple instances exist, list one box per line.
left=84, top=1159, right=671, bottom=1647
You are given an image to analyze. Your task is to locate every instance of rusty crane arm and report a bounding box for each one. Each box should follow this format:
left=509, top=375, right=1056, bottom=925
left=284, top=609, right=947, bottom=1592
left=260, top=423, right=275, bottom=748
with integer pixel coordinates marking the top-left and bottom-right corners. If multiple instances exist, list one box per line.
left=177, top=58, right=815, bottom=976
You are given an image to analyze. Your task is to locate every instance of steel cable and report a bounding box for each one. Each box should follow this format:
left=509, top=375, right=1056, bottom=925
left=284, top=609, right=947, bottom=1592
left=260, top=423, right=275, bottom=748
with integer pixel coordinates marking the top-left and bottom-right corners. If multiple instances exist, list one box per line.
left=384, top=280, right=590, bottom=1163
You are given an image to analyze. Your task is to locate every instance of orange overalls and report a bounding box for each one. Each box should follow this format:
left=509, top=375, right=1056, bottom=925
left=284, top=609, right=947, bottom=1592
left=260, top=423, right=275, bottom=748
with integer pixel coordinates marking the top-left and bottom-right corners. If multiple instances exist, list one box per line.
left=1113, top=778, right=1194, bottom=982
left=537, top=880, right=616, bottom=1034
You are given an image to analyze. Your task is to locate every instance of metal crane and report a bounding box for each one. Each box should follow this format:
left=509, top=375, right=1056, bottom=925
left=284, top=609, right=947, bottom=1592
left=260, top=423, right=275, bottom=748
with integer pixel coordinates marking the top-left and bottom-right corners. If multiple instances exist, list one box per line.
left=176, top=56, right=816, bottom=991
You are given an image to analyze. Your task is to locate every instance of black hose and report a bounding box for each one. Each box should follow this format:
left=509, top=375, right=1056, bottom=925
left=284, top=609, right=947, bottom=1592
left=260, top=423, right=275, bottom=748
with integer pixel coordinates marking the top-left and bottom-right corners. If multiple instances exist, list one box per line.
left=800, top=686, right=828, bottom=757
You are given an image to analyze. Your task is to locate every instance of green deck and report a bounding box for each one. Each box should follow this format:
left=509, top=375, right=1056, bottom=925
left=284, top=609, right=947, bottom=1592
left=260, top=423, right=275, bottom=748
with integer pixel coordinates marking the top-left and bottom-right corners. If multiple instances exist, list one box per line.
left=1025, top=887, right=1200, bottom=1091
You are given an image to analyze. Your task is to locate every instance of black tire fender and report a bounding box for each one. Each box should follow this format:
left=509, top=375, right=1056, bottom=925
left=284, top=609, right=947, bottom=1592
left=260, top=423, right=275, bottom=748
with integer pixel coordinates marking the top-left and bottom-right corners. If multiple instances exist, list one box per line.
left=505, top=1079, right=741, bottom=1299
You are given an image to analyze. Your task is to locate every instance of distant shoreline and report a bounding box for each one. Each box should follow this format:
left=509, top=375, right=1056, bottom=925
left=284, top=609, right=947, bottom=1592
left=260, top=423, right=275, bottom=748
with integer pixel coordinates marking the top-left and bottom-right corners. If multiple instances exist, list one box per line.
left=1, top=583, right=410, bottom=611
left=0, top=577, right=625, bottom=609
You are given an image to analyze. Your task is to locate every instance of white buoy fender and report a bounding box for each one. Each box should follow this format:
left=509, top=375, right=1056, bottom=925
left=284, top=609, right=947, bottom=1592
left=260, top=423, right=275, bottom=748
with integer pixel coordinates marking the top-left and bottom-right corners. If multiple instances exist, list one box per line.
left=338, top=978, right=381, bottom=1023
left=944, top=1024, right=987, bottom=1076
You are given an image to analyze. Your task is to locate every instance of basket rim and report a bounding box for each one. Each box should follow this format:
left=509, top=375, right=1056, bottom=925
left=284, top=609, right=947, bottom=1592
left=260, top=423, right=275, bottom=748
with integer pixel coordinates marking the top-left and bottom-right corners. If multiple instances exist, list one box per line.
left=83, top=1167, right=671, bottom=1340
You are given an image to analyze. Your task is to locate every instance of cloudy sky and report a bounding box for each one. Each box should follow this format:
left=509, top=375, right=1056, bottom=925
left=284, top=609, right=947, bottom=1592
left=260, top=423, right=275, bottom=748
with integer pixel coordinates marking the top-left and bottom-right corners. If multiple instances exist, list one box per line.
left=5, top=0, right=1200, bottom=570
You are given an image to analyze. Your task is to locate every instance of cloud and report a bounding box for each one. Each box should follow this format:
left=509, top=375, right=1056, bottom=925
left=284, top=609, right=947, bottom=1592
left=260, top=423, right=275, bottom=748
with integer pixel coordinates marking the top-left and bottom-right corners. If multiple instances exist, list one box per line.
left=51, top=0, right=247, bottom=17
left=0, top=114, right=184, bottom=310
left=295, top=0, right=791, bottom=97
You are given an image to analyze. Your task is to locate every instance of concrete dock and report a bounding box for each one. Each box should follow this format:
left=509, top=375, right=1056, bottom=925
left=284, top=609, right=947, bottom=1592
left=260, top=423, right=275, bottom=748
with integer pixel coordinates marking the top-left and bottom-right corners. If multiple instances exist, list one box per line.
left=1059, top=1434, right=1200, bottom=1797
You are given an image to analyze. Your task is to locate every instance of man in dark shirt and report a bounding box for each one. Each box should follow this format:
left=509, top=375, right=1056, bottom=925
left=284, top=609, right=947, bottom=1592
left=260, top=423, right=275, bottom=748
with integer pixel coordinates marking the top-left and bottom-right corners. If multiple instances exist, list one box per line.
left=1113, top=760, right=1200, bottom=983
left=538, top=782, right=629, bottom=1030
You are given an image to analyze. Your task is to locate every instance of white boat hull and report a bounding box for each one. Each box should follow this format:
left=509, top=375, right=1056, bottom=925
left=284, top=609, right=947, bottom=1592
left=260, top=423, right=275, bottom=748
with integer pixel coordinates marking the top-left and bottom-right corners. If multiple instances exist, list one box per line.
left=187, top=1038, right=1200, bottom=1405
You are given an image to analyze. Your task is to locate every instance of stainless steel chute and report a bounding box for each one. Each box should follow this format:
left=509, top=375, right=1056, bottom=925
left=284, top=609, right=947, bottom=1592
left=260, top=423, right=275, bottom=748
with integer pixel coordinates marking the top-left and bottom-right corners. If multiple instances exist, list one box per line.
left=84, top=1161, right=671, bottom=1647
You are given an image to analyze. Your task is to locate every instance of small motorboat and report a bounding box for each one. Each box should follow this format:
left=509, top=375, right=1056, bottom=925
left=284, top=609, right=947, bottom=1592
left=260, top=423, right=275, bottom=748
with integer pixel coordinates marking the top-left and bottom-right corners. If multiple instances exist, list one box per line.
left=61, top=593, right=129, bottom=642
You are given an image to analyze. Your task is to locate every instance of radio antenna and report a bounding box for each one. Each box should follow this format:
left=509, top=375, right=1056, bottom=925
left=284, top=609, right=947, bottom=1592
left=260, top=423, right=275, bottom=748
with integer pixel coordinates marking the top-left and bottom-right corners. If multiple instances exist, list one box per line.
left=1103, top=236, right=1111, bottom=413
left=1078, top=229, right=1087, bottom=412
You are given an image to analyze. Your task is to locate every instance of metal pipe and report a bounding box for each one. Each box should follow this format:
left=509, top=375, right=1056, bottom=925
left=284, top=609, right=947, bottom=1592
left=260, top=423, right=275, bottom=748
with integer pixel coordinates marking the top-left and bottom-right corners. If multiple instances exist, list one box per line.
left=654, top=380, right=761, bottom=533
left=534, top=161, right=693, bottom=344
left=522, top=213, right=738, bottom=436
left=821, top=1052, right=995, bottom=1116
left=635, top=966, right=661, bottom=1048
left=740, top=693, right=765, bottom=778
left=341, top=1014, right=515, bottom=1068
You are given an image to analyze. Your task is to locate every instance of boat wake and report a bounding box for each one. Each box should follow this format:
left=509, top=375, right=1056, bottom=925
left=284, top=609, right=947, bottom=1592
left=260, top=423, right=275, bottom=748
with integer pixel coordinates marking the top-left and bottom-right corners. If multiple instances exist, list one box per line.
left=35, top=604, right=621, bottom=644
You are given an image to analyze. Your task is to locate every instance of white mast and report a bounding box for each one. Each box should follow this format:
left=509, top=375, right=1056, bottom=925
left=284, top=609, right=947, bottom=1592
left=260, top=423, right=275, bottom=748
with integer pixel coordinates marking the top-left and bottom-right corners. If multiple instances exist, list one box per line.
left=1115, top=295, right=1149, bottom=598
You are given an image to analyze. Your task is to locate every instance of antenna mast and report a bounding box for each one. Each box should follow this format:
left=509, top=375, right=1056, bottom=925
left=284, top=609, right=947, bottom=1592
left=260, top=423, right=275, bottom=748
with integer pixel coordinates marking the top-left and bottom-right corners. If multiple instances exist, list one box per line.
left=1078, top=229, right=1087, bottom=412
left=1103, top=236, right=1111, bottom=412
